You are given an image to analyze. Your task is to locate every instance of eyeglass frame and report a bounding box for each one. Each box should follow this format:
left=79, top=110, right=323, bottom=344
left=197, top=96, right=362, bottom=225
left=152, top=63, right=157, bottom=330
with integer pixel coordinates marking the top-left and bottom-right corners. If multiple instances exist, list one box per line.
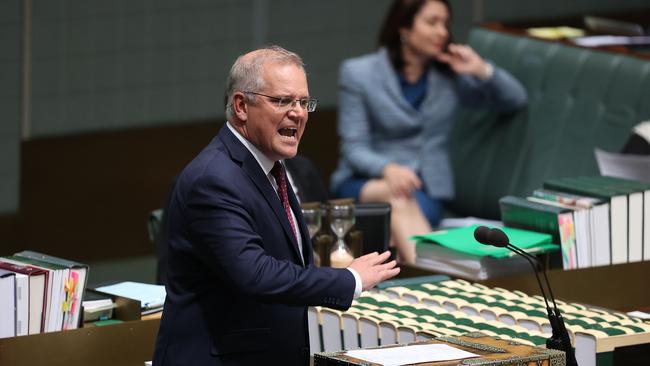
left=243, top=91, right=318, bottom=112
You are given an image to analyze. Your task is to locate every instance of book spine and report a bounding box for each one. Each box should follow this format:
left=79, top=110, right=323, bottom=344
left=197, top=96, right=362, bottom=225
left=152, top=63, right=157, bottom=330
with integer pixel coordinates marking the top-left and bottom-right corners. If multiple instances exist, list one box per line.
left=499, top=196, right=563, bottom=243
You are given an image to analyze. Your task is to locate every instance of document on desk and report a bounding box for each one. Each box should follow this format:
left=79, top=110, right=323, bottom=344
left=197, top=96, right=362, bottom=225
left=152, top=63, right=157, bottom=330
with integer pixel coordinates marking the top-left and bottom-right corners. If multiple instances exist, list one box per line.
left=345, top=344, right=479, bottom=366
left=95, top=281, right=166, bottom=310
left=572, top=35, right=650, bottom=47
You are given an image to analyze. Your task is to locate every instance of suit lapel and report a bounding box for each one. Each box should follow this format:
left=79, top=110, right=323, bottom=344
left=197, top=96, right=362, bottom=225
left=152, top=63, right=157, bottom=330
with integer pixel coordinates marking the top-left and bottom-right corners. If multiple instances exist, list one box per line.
left=377, top=48, right=416, bottom=113
left=218, top=127, right=305, bottom=265
left=286, top=179, right=312, bottom=266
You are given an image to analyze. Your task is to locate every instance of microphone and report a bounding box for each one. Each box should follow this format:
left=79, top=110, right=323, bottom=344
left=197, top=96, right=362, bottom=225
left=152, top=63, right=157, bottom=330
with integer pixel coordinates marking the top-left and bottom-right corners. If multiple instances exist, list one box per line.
left=474, top=226, right=578, bottom=366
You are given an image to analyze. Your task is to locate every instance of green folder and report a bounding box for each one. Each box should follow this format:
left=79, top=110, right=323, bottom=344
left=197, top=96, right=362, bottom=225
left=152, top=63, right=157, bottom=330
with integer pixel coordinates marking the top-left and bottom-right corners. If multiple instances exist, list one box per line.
left=412, top=225, right=557, bottom=259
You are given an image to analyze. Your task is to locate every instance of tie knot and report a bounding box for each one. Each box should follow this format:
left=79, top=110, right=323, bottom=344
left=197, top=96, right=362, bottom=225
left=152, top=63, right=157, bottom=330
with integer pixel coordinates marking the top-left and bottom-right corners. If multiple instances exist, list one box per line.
left=271, top=161, right=285, bottom=182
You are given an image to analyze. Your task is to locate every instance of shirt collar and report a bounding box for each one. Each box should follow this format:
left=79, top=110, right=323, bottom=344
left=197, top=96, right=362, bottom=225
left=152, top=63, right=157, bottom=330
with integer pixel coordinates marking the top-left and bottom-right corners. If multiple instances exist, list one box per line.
left=226, top=121, right=276, bottom=176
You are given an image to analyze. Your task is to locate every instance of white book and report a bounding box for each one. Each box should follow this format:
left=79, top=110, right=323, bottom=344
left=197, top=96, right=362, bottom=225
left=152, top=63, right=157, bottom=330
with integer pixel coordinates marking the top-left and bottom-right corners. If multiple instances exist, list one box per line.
left=51, top=269, right=69, bottom=331
left=610, top=196, right=628, bottom=265
left=320, top=308, right=344, bottom=351
left=13, top=273, right=29, bottom=336
left=591, top=203, right=611, bottom=267
left=5, top=257, right=73, bottom=332
left=341, top=312, right=362, bottom=350
left=0, top=259, right=47, bottom=335
left=307, top=307, right=321, bottom=355
left=14, top=250, right=89, bottom=331
left=645, top=192, right=650, bottom=261
left=574, top=209, right=592, bottom=268
left=628, top=192, right=644, bottom=262
left=0, top=270, right=16, bottom=338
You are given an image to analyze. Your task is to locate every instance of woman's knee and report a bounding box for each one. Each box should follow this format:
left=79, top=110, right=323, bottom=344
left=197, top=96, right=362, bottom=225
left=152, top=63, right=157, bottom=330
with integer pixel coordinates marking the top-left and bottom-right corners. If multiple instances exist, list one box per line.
left=414, top=191, right=443, bottom=226
left=359, top=179, right=393, bottom=202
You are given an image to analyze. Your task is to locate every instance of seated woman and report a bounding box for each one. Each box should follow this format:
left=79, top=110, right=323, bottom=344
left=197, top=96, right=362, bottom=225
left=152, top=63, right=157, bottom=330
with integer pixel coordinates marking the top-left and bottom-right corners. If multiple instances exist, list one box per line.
left=331, top=0, right=527, bottom=264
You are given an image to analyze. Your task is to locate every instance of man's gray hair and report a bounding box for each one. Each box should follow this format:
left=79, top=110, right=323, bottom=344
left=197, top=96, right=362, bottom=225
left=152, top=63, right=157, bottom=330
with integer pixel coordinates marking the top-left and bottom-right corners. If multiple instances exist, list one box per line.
left=224, top=45, right=305, bottom=120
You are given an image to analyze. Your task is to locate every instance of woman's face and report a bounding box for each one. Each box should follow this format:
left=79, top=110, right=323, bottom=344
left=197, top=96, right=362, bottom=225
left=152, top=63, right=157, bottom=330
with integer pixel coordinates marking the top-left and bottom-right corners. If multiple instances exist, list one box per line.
left=401, top=0, right=449, bottom=59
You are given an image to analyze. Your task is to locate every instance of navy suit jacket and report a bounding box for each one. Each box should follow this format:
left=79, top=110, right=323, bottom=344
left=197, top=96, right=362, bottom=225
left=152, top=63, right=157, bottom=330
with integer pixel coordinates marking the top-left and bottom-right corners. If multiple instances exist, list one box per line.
left=153, top=126, right=356, bottom=366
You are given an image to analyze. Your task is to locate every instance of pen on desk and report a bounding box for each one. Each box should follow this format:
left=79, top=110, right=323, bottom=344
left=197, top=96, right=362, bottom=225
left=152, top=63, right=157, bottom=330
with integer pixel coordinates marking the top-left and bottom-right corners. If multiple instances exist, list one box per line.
left=143, top=299, right=165, bottom=310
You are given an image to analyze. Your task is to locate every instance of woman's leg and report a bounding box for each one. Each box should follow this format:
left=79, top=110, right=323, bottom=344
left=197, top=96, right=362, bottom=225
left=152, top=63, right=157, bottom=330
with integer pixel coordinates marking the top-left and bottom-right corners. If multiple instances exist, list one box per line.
left=413, top=190, right=444, bottom=228
left=359, top=179, right=432, bottom=264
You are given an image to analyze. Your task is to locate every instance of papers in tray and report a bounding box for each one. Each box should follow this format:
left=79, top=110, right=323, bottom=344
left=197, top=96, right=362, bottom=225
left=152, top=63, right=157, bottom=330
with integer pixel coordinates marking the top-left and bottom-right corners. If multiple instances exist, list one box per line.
left=571, top=35, right=650, bottom=47
left=346, top=344, right=479, bottom=366
left=413, top=225, right=558, bottom=280
left=95, top=281, right=166, bottom=312
left=438, top=216, right=502, bottom=229
left=415, top=245, right=531, bottom=281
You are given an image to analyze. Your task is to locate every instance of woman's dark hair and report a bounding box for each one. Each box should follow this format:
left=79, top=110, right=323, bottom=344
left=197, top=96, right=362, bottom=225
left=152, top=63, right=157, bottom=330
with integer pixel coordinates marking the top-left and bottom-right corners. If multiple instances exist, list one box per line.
left=378, top=0, right=452, bottom=71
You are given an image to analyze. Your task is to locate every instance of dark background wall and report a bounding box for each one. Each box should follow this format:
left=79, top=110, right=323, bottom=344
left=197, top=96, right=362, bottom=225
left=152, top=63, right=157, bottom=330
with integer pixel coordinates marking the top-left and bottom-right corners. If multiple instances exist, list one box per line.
left=1, top=0, right=648, bottom=272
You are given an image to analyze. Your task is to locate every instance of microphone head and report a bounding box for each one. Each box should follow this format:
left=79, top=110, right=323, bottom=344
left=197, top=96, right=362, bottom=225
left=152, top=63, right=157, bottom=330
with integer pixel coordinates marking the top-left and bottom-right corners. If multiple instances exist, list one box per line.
left=487, top=228, right=510, bottom=248
left=473, top=226, right=491, bottom=245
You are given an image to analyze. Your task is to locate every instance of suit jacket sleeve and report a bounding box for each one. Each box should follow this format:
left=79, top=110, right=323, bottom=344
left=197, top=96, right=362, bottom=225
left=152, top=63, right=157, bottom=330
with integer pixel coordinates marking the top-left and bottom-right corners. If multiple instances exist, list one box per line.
left=456, top=61, right=528, bottom=112
left=183, top=171, right=355, bottom=310
left=337, top=60, right=394, bottom=178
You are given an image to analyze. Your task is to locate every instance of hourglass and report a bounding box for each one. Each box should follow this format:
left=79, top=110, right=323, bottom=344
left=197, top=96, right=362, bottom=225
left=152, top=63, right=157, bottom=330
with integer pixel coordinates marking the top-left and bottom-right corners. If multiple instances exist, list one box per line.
left=301, top=205, right=323, bottom=266
left=328, top=203, right=355, bottom=268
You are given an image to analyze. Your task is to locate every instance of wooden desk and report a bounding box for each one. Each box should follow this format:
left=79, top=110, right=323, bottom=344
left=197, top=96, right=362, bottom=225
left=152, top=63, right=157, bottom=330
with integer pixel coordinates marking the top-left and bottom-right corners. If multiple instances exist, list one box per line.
left=481, top=9, right=650, bottom=60
left=0, top=318, right=160, bottom=366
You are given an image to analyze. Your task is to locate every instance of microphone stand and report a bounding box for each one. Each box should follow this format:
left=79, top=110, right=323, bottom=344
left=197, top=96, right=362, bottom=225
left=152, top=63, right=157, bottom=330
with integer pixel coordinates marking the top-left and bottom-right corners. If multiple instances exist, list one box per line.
left=506, top=243, right=578, bottom=366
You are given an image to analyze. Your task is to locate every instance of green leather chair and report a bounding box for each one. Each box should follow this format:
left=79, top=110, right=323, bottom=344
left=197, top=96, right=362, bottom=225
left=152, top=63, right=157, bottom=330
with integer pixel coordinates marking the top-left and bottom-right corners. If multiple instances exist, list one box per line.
left=448, top=28, right=650, bottom=219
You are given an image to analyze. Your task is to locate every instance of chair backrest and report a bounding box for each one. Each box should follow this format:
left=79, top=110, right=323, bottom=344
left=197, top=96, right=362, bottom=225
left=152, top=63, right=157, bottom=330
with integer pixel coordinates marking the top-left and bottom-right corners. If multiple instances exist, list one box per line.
left=354, top=203, right=391, bottom=256
left=147, top=209, right=163, bottom=244
left=447, top=27, right=650, bottom=219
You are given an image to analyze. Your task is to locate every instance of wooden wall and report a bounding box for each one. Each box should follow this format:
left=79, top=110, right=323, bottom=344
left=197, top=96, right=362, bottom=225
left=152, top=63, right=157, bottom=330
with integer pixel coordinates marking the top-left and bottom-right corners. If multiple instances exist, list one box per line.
left=0, top=109, right=339, bottom=262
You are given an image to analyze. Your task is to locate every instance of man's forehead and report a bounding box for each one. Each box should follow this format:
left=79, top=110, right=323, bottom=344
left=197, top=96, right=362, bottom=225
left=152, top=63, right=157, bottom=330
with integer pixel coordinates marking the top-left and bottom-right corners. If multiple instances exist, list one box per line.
left=261, top=61, right=307, bottom=89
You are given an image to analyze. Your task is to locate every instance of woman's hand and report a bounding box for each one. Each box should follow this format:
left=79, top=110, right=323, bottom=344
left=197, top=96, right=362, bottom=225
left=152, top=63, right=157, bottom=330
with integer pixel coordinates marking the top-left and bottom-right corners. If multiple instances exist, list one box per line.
left=382, top=163, right=422, bottom=198
left=436, top=43, right=493, bottom=80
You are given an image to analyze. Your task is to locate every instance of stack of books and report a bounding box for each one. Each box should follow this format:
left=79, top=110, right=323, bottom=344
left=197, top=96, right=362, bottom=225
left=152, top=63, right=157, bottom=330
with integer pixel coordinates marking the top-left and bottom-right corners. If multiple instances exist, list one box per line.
left=412, top=225, right=557, bottom=280
left=0, top=251, right=88, bottom=338
left=499, top=175, right=650, bottom=269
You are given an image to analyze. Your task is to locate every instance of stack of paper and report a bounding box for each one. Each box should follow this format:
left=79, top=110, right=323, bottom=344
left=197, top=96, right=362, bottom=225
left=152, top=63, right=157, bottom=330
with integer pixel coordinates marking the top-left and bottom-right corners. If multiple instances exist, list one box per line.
left=412, top=225, right=557, bottom=280
left=95, top=281, right=166, bottom=314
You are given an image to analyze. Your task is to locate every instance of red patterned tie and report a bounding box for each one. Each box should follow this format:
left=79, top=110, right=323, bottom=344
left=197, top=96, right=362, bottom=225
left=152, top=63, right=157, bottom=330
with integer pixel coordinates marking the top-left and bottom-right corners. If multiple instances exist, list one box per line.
left=271, top=162, right=298, bottom=242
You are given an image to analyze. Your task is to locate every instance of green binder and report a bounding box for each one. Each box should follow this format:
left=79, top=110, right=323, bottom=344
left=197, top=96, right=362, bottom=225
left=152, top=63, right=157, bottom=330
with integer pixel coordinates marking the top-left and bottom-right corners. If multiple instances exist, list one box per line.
left=412, top=225, right=556, bottom=259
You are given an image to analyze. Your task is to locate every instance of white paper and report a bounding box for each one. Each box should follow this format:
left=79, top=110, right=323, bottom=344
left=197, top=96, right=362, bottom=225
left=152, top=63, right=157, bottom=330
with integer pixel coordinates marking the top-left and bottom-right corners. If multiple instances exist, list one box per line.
left=95, top=281, right=166, bottom=309
left=595, top=148, right=650, bottom=183
left=345, top=343, right=479, bottom=366
left=627, top=311, right=650, bottom=320
left=571, top=35, right=650, bottom=47
left=439, top=216, right=503, bottom=229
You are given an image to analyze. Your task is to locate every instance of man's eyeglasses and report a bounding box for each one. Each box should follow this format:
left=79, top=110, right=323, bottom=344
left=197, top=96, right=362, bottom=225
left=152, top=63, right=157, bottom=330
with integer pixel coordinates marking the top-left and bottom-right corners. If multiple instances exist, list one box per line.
left=244, top=91, right=318, bottom=112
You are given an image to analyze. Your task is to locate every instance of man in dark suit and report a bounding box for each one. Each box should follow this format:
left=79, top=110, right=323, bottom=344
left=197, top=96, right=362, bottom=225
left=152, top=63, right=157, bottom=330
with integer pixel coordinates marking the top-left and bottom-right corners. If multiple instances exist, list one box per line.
left=153, top=46, right=400, bottom=365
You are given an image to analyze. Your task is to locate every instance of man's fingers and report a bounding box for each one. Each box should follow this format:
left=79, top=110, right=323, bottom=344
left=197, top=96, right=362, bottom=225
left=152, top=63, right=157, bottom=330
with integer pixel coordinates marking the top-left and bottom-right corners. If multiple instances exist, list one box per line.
left=357, top=251, right=379, bottom=261
left=354, top=250, right=391, bottom=267
left=368, top=250, right=391, bottom=265
left=379, top=259, right=397, bottom=271
left=381, top=267, right=401, bottom=281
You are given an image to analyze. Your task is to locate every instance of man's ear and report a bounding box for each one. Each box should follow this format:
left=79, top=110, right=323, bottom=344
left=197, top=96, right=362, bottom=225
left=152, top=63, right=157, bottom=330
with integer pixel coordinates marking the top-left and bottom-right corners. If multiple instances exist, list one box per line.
left=232, top=92, right=248, bottom=121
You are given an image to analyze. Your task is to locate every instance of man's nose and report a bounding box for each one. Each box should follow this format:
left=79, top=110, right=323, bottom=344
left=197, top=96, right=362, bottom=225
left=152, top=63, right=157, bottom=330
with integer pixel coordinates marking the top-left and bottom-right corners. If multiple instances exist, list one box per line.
left=287, top=101, right=307, bottom=118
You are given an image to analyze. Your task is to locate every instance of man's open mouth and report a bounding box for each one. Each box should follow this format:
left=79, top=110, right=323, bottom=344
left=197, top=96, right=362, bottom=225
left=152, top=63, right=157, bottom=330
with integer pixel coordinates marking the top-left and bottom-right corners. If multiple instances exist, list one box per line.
left=278, top=128, right=297, bottom=137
